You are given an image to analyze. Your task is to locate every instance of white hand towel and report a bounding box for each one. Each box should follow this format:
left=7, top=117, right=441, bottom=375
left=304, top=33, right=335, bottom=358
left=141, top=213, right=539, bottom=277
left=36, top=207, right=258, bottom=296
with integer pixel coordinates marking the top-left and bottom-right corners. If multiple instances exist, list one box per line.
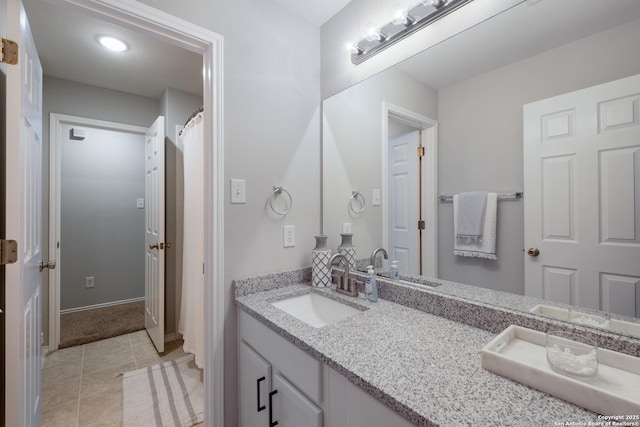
left=455, top=191, right=487, bottom=243
left=453, top=192, right=497, bottom=260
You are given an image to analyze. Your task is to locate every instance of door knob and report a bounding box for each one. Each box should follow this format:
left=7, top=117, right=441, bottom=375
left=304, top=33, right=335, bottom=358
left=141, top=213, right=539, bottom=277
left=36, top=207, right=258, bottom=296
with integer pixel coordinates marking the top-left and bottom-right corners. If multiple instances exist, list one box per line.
left=150, top=242, right=171, bottom=250
left=39, top=260, right=56, bottom=272
left=527, top=248, right=540, bottom=257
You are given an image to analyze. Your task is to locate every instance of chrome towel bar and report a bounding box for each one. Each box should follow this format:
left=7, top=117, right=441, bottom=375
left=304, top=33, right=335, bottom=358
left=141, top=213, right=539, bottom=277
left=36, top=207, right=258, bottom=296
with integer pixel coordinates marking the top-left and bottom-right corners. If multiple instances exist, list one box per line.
left=439, top=191, right=523, bottom=202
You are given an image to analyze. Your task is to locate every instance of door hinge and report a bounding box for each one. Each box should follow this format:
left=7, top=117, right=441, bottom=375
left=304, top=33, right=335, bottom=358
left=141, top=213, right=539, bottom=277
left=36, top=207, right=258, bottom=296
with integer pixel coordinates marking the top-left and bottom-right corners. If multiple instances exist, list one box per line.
left=0, top=240, right=18, bottom=265
left=0, top=38, right=18, bottom=65
left=418, top=220, right=425, bottom=230
left=417, top=146, right=425, bottom=158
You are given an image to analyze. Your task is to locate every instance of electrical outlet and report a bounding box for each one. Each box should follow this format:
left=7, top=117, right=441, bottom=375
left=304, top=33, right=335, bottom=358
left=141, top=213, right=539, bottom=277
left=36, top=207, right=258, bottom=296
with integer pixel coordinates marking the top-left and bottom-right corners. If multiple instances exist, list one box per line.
left=342, top=223, right=352, bottom=233
left=283, top=225, right=295, bottom=247
left=85, top=276, right=95, bottom=289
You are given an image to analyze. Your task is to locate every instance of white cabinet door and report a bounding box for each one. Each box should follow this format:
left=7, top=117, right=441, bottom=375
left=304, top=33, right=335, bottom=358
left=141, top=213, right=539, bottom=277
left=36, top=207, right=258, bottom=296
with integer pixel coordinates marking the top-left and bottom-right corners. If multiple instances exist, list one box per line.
left=240, top=342, right=271, bottom=427
left=325, top=366, right=414, bottom=427
left=272, top=373, right=322, bottom=427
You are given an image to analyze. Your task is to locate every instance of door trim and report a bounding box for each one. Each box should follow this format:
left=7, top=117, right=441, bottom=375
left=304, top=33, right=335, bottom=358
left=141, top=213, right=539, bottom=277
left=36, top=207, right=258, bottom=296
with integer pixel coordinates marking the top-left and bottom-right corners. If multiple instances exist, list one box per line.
left=51, top=1, right=225, bottom=425
left=48, top=113, right=149, bottom=352
left=382, top=102, right=438, bottom=277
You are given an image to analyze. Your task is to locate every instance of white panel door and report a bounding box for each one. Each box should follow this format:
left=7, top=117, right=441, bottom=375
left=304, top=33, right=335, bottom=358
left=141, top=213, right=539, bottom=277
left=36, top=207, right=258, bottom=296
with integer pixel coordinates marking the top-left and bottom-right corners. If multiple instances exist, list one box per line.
left=239, top=342, right=271, bottom=427
left=388, top=130, right=420, bottom=275
left=272, top=372, right=322, bottom=427
left=145, top=116, right=165, bottom=352
left=524, top=74, right=640, bottom=316
left=4, top=1, right=43, bottom=425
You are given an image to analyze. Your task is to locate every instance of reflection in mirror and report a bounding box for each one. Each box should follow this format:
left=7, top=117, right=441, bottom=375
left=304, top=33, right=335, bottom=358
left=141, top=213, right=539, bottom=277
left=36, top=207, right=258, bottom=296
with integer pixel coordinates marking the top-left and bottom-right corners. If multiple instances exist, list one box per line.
left=322, top=0, right=640, bottom=337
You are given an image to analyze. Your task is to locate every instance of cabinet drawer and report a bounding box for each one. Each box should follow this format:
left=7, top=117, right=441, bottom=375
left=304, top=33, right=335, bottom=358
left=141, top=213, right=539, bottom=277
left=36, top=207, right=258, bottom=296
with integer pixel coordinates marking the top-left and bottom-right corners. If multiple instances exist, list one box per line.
left=239, top=310, right=323, bottom=404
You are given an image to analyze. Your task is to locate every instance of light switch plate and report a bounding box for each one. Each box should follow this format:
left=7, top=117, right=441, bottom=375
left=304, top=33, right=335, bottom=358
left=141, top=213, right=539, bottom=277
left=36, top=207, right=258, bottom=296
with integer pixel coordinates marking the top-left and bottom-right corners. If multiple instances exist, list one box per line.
left=372, top=189, right=381, bottom=206
left=136, top=198, right=145, bottom=209
left=231, top=179, right=246, bottom=204
left=283, top=225, right=295, bottom=247
left=342, top=222, right=352, bottom=233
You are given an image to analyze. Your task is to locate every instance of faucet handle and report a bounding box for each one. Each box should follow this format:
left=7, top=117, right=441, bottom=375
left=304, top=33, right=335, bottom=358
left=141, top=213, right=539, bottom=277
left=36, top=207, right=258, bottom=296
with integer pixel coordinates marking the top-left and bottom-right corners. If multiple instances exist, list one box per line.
left=350, top=277, right=363, bottom=296
left=332, top=272, right=342, bottom=288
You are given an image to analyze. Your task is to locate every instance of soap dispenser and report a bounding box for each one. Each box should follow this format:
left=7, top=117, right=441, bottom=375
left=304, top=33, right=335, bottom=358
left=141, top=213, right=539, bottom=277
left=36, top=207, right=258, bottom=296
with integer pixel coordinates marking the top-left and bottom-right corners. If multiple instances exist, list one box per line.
left=365, top=265, right=378, bottom=303
left=390, top=261, right=399, bottom=280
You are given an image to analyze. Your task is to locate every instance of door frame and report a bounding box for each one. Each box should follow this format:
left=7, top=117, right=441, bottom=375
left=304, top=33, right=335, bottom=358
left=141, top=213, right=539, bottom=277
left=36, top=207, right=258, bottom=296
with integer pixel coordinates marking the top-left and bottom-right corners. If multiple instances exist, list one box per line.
left=48, top=113, right=148, bottom=352
left=50, top=1, right=225, bottom=425
left=382, top=102, right=438, bottom=277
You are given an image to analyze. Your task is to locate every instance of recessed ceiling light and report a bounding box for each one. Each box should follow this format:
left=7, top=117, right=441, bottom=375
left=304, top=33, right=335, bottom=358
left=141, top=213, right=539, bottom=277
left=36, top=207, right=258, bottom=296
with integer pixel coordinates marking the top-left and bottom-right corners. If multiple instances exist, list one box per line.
left=97, top=35, right=129, bottom=52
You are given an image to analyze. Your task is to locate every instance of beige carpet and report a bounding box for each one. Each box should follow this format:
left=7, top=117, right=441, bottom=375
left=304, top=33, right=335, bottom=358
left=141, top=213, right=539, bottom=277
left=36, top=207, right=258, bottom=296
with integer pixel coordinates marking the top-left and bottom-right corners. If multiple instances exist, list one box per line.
left=59, top=300, right=145, bottom=348
left=123, top=354, right=204, bottom=427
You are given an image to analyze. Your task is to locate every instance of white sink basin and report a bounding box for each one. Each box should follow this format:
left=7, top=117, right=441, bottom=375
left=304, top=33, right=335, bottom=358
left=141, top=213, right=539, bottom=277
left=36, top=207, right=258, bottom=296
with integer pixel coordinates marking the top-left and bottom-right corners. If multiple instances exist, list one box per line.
left=272, top=293, right=364, bottom=328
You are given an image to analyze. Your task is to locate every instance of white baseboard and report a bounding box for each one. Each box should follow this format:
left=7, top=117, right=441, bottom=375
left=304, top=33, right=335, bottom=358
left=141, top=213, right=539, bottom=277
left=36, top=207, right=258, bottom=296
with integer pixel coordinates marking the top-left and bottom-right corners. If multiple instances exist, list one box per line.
left=60, top=297, right=145, bottom=314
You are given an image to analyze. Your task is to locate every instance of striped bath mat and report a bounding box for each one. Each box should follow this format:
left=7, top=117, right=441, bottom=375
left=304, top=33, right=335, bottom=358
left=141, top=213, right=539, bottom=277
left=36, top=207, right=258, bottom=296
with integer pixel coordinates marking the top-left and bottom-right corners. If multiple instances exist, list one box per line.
left=123, top=355, right=203, bottom=427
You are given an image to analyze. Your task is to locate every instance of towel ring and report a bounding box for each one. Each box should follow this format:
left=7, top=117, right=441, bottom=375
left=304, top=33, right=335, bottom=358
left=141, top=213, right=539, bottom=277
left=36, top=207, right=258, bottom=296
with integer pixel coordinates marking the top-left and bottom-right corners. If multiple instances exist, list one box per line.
left=349, top=191, right=365, bottom=214
left=270, top=186, right=292, bottom=216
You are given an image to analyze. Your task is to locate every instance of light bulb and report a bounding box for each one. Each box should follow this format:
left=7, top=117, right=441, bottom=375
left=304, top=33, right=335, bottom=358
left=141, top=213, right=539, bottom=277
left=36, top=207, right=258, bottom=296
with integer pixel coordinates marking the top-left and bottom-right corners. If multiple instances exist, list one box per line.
left=97, top=36, right=129, bottom=52
left=365, top=27, right=382, bottom=41
left=392, top=9, right=409, bottom=25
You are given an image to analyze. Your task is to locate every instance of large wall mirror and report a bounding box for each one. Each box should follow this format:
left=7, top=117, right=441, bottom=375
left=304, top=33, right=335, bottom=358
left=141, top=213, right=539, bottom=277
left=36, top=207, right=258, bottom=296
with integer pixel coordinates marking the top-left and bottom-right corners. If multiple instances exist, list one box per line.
left=322, top=0, right=640, bottom=337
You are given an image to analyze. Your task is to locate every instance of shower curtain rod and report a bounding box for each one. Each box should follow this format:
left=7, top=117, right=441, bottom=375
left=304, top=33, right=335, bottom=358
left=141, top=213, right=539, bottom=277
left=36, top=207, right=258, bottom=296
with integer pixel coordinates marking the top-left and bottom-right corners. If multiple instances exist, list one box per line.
left=179, top=106, right=204, bottom=135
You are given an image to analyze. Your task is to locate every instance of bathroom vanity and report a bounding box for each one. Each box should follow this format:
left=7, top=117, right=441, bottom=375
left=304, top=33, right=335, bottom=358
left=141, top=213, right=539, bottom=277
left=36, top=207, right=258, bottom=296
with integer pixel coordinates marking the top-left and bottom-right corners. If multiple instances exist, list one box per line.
left=234, top=269, right=632, bottom=426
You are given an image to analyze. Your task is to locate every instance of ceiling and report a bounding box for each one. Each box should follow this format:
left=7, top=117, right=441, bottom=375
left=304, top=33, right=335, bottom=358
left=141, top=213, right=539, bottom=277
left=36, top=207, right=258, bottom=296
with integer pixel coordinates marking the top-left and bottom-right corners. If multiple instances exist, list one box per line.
left=271, top=0, right=352, bottom=26
left=396, top=0, right=640, bottom=90
left=22, top=0, right=351, bottom=100
left=23, top=0, right=640, bottom=103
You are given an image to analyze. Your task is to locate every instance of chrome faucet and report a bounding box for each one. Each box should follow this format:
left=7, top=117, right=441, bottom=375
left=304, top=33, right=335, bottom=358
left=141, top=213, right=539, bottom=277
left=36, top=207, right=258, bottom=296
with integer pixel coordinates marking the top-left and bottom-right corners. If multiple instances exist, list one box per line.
left=327, top=253, right=358, bottom=297
left=370, top=247, right=388, bottom=269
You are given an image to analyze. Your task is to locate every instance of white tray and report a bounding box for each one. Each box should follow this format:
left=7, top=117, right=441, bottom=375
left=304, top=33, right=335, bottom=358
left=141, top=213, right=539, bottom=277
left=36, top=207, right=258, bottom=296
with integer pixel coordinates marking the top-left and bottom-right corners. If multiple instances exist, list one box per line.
left=481, top=325, right=640, bottom=416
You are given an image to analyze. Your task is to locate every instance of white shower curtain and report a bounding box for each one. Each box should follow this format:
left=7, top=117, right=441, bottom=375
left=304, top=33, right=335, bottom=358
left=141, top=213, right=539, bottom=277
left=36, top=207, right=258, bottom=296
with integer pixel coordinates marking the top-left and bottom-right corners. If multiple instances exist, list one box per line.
left=179, top=111, right=204, bottom=369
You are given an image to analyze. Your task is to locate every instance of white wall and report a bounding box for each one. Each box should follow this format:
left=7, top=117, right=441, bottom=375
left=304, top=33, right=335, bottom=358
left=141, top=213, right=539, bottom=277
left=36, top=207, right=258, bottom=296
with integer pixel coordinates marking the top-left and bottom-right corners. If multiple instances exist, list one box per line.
left=323, top=68, right=438, bottom=256
left=60, top=125, right=145, bottom=309
left=135, top=1, right=321, bottom=425
left=320, top=0, right=521, bottom=98
left=437, top=18, right=640, bottom=293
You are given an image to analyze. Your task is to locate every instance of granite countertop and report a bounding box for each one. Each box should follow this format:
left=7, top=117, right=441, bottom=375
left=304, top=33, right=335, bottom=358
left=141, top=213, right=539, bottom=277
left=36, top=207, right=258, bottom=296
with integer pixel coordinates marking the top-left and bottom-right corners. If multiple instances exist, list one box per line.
left=235, top=282, right=598, bottom=427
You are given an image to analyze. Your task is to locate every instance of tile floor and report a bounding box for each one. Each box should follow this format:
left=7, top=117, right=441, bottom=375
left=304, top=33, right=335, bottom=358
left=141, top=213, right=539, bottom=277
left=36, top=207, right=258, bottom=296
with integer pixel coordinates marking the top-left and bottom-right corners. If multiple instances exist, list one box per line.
left=41, top=331, right=204, bottom=427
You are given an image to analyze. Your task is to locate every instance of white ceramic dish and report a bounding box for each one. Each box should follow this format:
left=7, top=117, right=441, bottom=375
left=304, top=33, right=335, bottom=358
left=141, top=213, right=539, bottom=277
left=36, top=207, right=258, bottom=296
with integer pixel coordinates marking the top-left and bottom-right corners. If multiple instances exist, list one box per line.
left=481, top=325, right=640, bottom=416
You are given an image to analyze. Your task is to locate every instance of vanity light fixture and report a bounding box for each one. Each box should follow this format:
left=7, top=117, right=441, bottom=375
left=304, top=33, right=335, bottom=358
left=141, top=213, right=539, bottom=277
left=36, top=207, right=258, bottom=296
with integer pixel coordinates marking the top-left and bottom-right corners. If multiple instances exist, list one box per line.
left=96, top=35, right=129, bottom=52
left=349, top=0, right=473, bottom=65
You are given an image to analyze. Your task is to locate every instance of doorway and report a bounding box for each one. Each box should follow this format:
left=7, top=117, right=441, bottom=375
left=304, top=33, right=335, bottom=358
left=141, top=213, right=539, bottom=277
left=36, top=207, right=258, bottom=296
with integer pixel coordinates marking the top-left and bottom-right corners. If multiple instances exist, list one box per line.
left=382, top=102, right=438, bottom=277
left=49, top=114, right=150, bottom=349
left=15, top=0, right=224, bottom=425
